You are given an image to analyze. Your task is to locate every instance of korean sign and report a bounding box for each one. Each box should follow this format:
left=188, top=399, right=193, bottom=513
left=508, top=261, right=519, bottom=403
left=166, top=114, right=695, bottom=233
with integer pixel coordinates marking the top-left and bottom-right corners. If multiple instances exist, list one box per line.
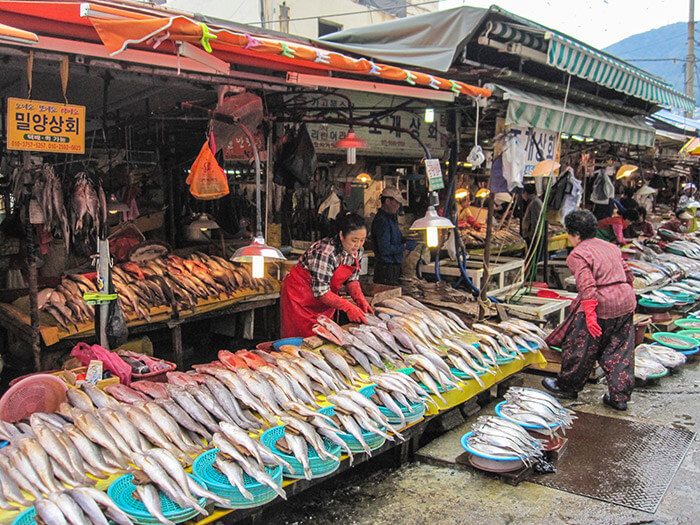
left=424, top=159, right=444, bottom=191
left=6, top=98, right=85, bottom=153
left=509, top=125, right=560, bottom=177
left=284, top=92, right=447, bottom=159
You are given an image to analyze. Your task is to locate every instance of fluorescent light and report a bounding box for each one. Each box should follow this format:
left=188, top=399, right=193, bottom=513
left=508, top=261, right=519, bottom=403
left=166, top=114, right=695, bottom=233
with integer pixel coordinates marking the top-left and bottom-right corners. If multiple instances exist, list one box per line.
left=425, top=108, right=435, bottom=123
left=287, top=72, right=455, bottom=102
left=571, top=135, right=585, bottom=141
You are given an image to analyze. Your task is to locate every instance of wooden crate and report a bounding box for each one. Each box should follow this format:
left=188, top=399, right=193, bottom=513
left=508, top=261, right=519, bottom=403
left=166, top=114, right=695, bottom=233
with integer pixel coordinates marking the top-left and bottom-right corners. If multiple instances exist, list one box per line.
left=502, top=289, right=576, bottom=326
left=419, top=256, right=524, bottom=297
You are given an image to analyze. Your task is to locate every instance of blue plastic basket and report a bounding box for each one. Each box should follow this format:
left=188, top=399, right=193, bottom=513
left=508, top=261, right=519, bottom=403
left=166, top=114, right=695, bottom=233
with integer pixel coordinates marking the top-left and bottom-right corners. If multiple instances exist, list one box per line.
left=494, top=401, right=561, bottom=431
left=358, top=384, right=425, bottom=425
left=317, top=405, right=386, bottom=453
left=450, top=367, right=489, bottom=381
left=107, top=473, right=208, bottom=522
left=192, top=449, right=283, bottom=509
left=460, top=431, right=523, bottom=462
left=259, top=425, right=341, bottom=479
left=11, top=507, right=35, bottom=525
left=272, top=337, right=303, bottom=350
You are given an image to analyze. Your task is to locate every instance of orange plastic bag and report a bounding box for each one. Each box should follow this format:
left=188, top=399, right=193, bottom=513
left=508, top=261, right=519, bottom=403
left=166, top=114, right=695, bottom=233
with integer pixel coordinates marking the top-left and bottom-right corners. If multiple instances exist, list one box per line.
left=186, top=141, right=229, bottom=200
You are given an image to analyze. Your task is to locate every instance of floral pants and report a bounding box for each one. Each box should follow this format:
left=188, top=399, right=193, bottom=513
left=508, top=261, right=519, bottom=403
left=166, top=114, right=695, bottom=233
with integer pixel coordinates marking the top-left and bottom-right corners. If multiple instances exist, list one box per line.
left=558, top=312, right=635, bottom=403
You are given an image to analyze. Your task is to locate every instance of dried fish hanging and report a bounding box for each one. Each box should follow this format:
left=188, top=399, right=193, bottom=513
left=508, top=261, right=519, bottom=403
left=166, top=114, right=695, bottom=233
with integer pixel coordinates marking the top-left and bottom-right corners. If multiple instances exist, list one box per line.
left=70, top=170, right=107, bottom=256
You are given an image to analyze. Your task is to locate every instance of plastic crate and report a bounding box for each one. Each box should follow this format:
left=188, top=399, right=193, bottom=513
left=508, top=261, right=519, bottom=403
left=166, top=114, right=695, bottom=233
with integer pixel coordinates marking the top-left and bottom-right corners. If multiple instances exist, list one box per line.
left=317, top=405, right=386, bottom=453
left=259, top=425, right=341, bottom=479
left=192, top=449, right=283, bottom=509
left=107, top=473, right=207, bottom=522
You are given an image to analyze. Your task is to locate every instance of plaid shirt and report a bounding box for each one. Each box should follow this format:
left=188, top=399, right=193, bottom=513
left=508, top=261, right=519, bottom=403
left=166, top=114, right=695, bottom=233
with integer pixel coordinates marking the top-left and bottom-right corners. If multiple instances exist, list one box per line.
left=567, top=238, right=636, bottom=319
left=298, top=236, right=361, bottom=298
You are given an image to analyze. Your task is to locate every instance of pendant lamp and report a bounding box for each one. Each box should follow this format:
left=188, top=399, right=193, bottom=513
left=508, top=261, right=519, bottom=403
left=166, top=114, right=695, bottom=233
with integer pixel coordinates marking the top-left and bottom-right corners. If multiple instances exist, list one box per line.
left=107, top=194, right=129, bottom=215
left=231, top=122, right=285, bottom=278
left=616, top=164, right=638, bottom=179
left=532, top=160, right=560, bottom=177
left=334, top=127, right=368, bottom=165
left=410, top=191, right=454, bottom=248
left=192, top=213, right=219, bottom=232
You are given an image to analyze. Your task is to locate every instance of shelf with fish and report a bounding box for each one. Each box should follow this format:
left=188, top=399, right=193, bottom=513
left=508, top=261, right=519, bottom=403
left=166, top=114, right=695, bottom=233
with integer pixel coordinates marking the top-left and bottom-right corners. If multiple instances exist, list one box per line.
left=0, top=255, right=280, bottom=347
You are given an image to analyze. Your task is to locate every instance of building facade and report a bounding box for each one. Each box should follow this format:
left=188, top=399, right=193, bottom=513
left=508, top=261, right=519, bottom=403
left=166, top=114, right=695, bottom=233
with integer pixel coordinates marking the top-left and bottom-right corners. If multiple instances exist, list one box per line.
left=161, top=0, right=438, bottom=38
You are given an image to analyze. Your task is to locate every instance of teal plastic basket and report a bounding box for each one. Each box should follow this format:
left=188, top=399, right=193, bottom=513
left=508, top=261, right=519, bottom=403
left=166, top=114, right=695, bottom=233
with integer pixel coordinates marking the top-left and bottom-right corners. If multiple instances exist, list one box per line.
left=450, top=367, right=489, bottom=381
left=317, top=405, right=386, bottom=452
left=358, top=384, right=425, bottom=425
left=107, top=473, right=208, bottom=522
left=192, top=449, right=283, bottom=509
left=259, top=425, right=341, bottom=479
left=11, top=507, right=35, bottom=525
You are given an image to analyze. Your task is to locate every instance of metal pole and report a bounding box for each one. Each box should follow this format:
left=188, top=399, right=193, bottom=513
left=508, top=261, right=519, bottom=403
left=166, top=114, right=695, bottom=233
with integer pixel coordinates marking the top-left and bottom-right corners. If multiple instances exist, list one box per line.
left=97, top=238, right=110, bottom=348
left=478, top=193, right=495, bottom=320
left=23, top=153, right=41, bottom=371
left=687, top=0, right=695, bottom=118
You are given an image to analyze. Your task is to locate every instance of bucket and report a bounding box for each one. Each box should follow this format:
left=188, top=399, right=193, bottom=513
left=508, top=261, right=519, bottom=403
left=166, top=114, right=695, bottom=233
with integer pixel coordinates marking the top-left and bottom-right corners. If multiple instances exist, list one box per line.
left=634, top=319, right=651, bottom=346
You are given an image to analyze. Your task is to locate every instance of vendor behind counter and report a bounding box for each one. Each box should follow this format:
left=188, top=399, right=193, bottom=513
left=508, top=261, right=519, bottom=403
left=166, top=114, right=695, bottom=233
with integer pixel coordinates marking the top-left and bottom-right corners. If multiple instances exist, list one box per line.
left=280, top=213, right=373, bottom=338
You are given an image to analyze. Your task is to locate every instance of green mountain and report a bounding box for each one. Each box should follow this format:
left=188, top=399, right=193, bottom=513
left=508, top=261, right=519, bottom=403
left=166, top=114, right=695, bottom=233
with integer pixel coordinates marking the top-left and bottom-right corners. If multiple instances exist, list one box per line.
left=604, top=21, right=698, bottom=106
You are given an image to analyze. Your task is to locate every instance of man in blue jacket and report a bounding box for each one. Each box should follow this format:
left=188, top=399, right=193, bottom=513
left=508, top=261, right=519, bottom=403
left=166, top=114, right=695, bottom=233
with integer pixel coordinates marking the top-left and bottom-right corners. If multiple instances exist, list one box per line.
left=371, top=187, right=416, bottom=285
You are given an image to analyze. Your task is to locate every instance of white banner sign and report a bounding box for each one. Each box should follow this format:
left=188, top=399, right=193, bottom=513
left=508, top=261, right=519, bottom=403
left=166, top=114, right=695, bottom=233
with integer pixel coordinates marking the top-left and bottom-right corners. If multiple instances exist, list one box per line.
left=286, top=93, right=447, bottom=158
left=509, top=125, right=559, bottom=177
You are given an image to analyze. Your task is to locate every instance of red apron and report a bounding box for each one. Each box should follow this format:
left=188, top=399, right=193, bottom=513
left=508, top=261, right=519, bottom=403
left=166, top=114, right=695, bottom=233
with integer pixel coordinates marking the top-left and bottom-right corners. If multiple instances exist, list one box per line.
left=280, top=258, right=358, bottom=338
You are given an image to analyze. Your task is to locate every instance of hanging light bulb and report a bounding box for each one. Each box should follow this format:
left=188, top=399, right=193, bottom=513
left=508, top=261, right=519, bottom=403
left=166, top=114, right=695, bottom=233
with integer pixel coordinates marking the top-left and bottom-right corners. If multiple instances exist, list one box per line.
left=107, top=194, right=129, bottom=215
left=251, top=255, right=265, bottom=279
left=616, top=164, right=638, bottom=179
left=475, top=188, right=490, bottom=198
left=410, top=191, right=454, bottom=248
left=192, top=213, right=219, bottom=232
left=334, top=127, right=368, bottom=165
left=355, top=172, right=372, bottom=184
left=455, top=188, right=469, bottom=200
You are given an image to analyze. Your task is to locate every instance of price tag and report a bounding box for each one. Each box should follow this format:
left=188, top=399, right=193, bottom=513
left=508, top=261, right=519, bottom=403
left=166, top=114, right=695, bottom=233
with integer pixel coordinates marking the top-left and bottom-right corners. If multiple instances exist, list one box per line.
left=425, top=159, right=444, bottom=191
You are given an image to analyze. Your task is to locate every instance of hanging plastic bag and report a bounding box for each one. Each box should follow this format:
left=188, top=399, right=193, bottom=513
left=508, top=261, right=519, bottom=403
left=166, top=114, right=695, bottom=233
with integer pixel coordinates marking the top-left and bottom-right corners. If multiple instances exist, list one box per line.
left=186, top=141, right=229, bottom=200
left=274, top=124, right=317, bottom=188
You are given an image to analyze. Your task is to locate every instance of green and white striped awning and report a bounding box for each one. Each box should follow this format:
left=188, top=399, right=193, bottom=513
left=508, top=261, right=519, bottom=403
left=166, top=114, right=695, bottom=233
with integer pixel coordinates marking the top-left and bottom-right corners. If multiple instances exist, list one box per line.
left=490, top=85, right=655, bottom=147
left=545, top=32, right=694, bottom=112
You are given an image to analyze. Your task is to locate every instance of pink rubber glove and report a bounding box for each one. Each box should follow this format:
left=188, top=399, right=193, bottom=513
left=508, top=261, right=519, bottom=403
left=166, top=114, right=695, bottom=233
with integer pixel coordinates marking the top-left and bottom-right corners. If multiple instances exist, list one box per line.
left=582, top=299, right=602, bottom=338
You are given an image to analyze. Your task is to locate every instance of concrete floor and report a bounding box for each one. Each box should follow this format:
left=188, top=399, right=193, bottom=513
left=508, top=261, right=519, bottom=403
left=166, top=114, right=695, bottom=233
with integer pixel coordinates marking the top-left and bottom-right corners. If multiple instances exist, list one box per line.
left=245, top=356, right=699, bottom=525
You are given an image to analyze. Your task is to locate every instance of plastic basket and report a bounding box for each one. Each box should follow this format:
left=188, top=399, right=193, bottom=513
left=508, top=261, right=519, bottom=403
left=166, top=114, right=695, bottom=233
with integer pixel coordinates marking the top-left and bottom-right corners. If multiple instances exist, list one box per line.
left=359, top=384, right=425, bottom=425
left=12, top=507, right=36, bottom=525
left=460, top=431, right=522, bottom=462
left=259, top=425, right=341, bottom=479
left=192, top=449, right=283, bottom=509
left=107, top=473, right=208, bottom=522
left=272, top=337, right=303, bottom=350
left=0, top=374, right=68, bottom=423
left=317, top=405, right=386, bottom=453
left=494, top=401, right=561, bottom=431
left=651, top=332, right=698, bottom=350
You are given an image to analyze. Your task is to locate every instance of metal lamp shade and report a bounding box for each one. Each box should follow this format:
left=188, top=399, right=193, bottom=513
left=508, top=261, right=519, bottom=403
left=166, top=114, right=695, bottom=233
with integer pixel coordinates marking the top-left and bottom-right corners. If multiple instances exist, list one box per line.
left=231, top=236, right=285, bottom=262
left=532, top=160, right=560, bottom=177
left=616, top=164, right=638, bottom=179
left=192, top=214, right=219, bottom=230
left=334, top=130, right=368, bottom=150
left=410, top=207, right=455, bottom=231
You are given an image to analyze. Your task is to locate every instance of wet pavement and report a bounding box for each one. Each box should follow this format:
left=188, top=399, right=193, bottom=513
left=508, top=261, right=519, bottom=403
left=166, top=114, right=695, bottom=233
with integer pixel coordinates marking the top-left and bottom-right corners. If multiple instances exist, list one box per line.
left=236, top=355, right=699, bottom=525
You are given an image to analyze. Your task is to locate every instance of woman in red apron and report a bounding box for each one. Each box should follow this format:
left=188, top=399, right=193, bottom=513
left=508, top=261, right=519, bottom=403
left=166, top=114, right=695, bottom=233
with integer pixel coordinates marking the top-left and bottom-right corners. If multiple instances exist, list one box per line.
left=281, top=213, right=373, bottom=338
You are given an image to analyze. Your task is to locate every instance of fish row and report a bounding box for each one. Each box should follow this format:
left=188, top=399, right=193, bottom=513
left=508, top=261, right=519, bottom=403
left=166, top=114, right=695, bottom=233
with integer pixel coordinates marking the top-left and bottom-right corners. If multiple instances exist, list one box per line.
left=130, top=448, right=227, bottom=521
left=38, top=274, right=98, bottom=330
left=469, top=416, right=544, bottom=466
left=501, top=387, right=576, bottom=435
left=635, top=344, right=687, bottom=371
left=30, top=487, right=134, bottom=525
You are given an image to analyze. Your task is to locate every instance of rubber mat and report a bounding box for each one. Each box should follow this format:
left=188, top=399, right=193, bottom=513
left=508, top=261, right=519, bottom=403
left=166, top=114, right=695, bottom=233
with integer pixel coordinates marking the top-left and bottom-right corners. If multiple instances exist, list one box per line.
left=531, top=411, right=695, bottom=513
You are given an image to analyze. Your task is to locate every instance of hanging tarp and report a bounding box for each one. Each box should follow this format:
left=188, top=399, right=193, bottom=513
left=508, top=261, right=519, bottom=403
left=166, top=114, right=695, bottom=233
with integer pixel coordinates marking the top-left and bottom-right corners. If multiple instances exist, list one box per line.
left=489, top=84, right=655, bottom=147
left=320, top=5, right=694, bottom=112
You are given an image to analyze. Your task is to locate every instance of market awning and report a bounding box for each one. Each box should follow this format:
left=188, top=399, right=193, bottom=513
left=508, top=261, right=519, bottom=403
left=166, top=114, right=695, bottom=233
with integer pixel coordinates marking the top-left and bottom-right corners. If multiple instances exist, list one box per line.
left=544, top=33, right=694, bottom=113
left=488, top=84, right=656, bottom=147
left=320, top=5, right=694, bottom=112
left=0, top=22, right=38, bottom=45
left=81, top=5, right=490, bottom=99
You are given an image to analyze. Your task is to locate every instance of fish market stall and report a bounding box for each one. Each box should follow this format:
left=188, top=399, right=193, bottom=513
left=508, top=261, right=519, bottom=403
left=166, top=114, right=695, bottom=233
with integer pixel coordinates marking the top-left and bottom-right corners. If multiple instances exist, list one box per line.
left=0, top=296, right=547, bottom=525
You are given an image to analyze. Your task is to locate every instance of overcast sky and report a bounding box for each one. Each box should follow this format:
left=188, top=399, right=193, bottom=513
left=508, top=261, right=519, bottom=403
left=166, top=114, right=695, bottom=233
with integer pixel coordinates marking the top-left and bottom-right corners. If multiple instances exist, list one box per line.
left=440, top=0, right=694, bottom=49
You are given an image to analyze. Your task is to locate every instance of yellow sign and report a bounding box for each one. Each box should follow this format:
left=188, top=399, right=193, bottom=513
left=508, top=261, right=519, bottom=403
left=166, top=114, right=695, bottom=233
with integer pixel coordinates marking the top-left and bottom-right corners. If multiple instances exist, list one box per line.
left=6, top=97, right=85, bottom=153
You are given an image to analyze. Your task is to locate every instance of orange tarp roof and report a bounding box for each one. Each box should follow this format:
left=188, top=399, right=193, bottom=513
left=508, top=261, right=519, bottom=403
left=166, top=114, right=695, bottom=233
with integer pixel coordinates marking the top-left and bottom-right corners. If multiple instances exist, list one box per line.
left=0, top=21, right=38, bottom=44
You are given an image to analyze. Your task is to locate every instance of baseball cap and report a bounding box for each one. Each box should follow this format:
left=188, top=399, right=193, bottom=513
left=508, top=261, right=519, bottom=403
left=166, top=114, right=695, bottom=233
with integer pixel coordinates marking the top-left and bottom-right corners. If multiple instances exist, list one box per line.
left=381, top=187, right=407, bottom=205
